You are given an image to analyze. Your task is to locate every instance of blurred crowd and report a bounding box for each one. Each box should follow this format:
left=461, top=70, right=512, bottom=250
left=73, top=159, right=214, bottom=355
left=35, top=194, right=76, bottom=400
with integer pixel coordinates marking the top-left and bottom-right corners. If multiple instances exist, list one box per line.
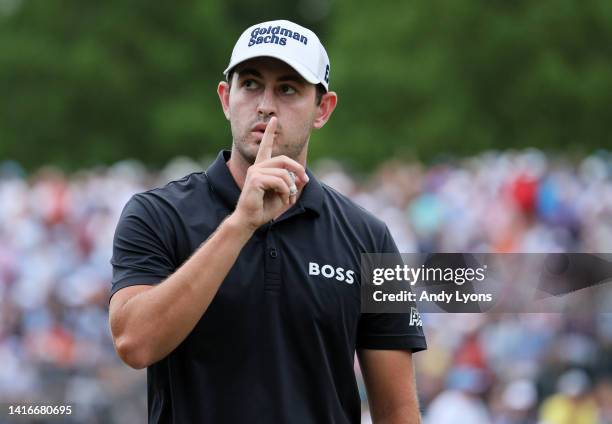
left=0, top=149, right=610, bottom=423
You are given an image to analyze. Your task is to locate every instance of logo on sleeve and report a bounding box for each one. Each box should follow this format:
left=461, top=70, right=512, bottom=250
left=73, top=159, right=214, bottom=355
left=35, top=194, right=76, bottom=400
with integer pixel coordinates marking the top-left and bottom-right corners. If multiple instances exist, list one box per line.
left=409, top=307, right=423, bottom=327
left=309, top=262, right=355, bottom=284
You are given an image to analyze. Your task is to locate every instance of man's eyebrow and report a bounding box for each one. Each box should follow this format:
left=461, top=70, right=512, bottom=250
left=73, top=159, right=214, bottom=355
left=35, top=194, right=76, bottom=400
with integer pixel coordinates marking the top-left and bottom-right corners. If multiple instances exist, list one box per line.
left=277, top=75, right=306, bottom=84
left=236, top=68, right=306, bottom=84
left=236, top=68, right=263, bottom=79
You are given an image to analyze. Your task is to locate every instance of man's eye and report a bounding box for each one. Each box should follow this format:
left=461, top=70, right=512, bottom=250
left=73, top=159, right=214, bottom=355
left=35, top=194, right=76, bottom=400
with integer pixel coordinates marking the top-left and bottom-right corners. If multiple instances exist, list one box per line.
left=244, top=80, right=259, bottom=89
left=280, top=85, right=296, bottom=95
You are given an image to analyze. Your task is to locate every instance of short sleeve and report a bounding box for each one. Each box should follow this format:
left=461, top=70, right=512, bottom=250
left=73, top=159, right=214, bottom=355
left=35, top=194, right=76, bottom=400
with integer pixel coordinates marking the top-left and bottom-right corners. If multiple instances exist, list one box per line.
left=356, top=225, right=427, bottom=352
left=110, top=194, right=176, bottom=299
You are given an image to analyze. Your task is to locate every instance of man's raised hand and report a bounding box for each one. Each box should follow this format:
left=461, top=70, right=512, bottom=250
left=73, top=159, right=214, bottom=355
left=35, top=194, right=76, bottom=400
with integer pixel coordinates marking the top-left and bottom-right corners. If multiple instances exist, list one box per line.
left=233, top=117, right=309, bottom=231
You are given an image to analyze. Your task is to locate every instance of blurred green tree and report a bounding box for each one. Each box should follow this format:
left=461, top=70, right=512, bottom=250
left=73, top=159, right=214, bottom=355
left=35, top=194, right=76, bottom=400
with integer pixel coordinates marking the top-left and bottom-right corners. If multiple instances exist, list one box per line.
left=318, top=0, right=612, bottom=168
left=0, top=0, right=325, bottom=169
left=0, top=0, right=610, bottom=171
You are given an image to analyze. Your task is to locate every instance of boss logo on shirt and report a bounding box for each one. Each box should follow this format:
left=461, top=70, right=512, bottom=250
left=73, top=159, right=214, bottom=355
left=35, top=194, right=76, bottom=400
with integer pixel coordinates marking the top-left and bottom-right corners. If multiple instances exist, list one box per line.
left=309, top=262, right=356, bottom=284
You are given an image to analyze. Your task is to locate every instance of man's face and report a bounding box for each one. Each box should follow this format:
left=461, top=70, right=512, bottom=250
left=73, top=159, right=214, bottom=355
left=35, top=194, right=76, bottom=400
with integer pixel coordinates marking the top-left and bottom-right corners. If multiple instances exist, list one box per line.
left=223, top=57, right=320, bottom=164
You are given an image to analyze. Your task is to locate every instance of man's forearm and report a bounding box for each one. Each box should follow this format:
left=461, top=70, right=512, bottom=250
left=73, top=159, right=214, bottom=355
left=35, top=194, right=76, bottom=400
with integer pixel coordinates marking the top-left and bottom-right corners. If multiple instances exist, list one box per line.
left=111, top=213, right=254, bottom=368
left=358, top=349, right=422, bottom=424
left=372, top=405, right=422, bottom=424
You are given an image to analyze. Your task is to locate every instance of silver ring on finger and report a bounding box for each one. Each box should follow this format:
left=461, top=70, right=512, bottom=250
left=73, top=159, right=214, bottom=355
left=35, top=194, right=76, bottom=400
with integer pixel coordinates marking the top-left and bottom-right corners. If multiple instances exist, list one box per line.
left=287, top=171, right=297, bottom=196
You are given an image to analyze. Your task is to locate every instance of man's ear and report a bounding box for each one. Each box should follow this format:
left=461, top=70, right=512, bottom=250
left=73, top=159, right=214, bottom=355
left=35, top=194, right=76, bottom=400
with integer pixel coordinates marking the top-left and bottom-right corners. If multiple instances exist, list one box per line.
left=217, top=81, right=231, bottom=120
left=313, top=91, right=338, bottom=129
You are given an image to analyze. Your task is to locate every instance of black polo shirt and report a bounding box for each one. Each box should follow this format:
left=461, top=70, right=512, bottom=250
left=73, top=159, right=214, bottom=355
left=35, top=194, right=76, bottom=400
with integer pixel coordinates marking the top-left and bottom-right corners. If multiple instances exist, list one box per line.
left=111, top=150, right=427, bottom=424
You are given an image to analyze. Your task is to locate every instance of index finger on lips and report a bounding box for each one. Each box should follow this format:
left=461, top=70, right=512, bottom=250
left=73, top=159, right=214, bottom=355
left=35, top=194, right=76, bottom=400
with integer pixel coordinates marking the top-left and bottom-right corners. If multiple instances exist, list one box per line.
left=254, top=117, right=277, bottom=164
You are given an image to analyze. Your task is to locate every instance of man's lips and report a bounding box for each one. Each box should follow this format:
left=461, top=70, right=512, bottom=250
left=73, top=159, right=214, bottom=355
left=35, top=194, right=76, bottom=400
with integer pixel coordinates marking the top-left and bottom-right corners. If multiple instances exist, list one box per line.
left=250, top=122, right=279, bottom=142
left=251, top=122, right=268, bottom=133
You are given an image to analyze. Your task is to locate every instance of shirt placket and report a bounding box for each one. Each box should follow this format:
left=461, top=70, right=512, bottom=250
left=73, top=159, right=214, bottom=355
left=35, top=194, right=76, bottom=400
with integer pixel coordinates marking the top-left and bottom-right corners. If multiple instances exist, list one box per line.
left=262, top=222, right=281, bottom=294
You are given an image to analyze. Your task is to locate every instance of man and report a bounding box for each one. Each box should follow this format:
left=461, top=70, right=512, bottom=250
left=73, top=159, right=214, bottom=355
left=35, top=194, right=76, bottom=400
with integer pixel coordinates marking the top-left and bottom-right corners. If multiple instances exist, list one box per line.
left=109, top=19, right=426, bottom=423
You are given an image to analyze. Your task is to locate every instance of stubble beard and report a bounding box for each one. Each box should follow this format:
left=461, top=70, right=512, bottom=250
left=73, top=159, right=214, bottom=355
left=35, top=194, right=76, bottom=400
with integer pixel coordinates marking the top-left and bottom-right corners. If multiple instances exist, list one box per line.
left=231, top=121, right=310, bottom=165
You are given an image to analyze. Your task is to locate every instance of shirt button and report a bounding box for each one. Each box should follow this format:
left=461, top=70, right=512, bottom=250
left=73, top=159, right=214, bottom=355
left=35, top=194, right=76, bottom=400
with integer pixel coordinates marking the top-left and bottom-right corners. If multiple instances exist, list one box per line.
left=269, top=248, right=278, bottom=258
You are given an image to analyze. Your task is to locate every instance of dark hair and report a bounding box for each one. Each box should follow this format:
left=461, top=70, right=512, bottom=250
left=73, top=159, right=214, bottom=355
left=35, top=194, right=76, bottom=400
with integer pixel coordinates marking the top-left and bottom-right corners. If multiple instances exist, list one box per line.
left=314, top=83, right=326, bottom=106
left=227, top=70, right=327, bottom=105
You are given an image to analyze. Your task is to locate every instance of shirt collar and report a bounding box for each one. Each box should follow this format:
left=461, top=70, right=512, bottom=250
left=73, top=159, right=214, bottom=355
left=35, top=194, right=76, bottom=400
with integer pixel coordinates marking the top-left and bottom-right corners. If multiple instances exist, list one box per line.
left=206, top=150, right=323, bottom=217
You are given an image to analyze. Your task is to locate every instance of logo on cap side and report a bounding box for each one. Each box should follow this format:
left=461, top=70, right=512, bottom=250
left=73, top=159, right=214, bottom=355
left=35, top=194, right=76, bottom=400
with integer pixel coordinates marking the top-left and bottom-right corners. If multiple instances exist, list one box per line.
left=248, top=25, right=308, bottom=47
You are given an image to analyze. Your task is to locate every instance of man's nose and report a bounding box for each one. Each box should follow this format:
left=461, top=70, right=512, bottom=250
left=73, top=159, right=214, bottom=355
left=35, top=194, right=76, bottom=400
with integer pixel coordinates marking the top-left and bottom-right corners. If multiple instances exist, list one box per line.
left=257, top=86, right=277, bottom=117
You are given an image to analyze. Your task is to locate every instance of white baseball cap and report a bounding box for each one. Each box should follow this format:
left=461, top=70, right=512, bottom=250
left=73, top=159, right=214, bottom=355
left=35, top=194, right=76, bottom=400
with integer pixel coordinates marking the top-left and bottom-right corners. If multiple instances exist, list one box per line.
left=223, top=20, right=330, bottom=91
